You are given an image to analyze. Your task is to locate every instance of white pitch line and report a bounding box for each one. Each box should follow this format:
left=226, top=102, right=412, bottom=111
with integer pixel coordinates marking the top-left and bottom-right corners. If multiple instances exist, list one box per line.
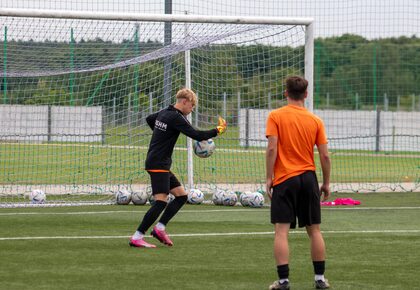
left=0, top=210, right=147, bottom=216
left=1, top=206, right=420, bottom=216
left=0, top=232, right=274, bottom=241
left=0, top=208, right=268, bottom=216
left=1, top=229, right=420, bottom=241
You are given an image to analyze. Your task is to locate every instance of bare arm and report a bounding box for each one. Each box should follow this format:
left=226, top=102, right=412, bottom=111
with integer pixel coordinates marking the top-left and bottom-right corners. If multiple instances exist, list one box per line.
left=317, top=143, right=331, bottom=201
left=266, top=135, right=278, bottom=199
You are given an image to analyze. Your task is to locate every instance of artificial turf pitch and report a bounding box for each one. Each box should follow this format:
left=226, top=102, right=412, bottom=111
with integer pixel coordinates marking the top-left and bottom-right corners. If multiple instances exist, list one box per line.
left=1, top=192, right=419, bottom=290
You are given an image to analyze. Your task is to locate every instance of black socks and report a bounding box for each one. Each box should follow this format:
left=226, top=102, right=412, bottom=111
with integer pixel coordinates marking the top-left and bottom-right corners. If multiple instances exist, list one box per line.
left=137, top=200, right=167, bottom=233
left=159, top=195, right=188, bottom=225
left=277, top=264, right=289, bottom=280
left=313, top=261, right=325, bottom=275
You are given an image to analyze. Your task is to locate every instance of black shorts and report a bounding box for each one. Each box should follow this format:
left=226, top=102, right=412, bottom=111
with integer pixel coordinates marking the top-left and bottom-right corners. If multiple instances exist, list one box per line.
left=147, top=171, right=181, bottom=195
left=271, top=171, right=321, bottom=228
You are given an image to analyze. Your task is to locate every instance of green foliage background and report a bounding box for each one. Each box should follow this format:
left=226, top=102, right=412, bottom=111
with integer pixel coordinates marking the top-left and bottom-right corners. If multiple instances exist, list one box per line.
left=2, top=34, right=420, bottom=111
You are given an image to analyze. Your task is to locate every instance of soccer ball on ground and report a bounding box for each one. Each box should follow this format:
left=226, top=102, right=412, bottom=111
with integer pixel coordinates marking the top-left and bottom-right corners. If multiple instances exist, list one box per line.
left=148, top=194, right=155, bottom=205
left=30, top=189, right=46, bottom=204
left=193, top=139, right=215, bottom=158
left=212, top=189, right=226, bottom=205
left=131, top=191, right=150, bottom=205
left=148, top=193, right=175, bottom=205
left=248, top=192, right=265, bottom=208
left=222, top=191, right=238, bottom=206
left=239, top=191, right=252, bottom=207
left=116, top=188, right=132, bottom=205
left=188, top=189, right=205, bottom=204
left=167, top=193, right=175, bottom=203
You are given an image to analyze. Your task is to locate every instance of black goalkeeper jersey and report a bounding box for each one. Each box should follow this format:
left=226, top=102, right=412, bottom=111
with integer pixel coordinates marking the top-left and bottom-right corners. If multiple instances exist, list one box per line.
left=145, top=105, right=218, bottom=170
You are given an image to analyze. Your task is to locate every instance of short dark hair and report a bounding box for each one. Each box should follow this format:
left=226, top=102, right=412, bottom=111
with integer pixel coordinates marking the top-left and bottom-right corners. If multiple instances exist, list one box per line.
left=286, top=76, right=308, bottom=100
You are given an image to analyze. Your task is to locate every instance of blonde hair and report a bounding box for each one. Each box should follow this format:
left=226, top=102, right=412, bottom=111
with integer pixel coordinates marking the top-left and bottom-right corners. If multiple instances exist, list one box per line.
left=176, top=88, right=197, bottom=106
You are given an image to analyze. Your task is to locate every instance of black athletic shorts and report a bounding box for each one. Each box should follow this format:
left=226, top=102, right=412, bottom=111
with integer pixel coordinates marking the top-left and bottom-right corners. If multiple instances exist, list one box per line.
left=147, top=171, right=181, bottom=195
left=271, top=171, right=321, bottom=228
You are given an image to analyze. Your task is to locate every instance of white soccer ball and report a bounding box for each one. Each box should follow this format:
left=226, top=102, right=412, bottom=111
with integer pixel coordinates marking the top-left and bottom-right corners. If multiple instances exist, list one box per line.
left=131, top=191, right=149, bottom=205
left=148, top=193, right=175, bottom=205
left=30, top=189, right=46, bottom=204
left=115, top=188, right=132, bottom=205
left=167, top=193, right=175, bottom=203
left=212, top=189, right=226, bottom=205
left=248, top=192, right=265, bottom=208
left=239, top=191, right=252, bottom=207
left=222, top=191, right=238, bottom=206
left=193, top=139, right=216, bottom=158
left=148, top=194, right=155, bottom=205
left=188, top=189, right=205, bottom=204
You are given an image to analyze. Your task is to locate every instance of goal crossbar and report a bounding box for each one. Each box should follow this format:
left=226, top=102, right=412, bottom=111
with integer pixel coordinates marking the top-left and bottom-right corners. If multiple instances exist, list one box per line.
left=0, top=8, right=313, bottom=25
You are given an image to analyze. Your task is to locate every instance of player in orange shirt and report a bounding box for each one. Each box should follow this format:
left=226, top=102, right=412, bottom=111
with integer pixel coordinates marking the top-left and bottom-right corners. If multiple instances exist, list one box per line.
left=266, top=76, right=331, bottom=290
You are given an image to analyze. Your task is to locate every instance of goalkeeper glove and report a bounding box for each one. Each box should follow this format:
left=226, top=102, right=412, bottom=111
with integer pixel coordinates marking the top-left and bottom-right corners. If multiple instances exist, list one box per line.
left=216, top=116, right=227, bottom=135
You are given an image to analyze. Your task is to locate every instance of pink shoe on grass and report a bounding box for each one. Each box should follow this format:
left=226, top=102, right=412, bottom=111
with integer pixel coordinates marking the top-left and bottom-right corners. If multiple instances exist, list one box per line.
left=151, top=226, right=173, bottom=246
left=129, top=238, right=156, bottom=248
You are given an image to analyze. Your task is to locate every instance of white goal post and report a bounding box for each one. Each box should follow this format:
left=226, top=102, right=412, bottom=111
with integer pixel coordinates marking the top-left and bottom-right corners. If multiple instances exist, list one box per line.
left=0, top=8, right=314, bottom=206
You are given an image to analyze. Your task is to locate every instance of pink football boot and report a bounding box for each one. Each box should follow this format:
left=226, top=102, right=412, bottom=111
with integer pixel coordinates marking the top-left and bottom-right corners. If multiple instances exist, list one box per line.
left=129, top=237, right=156, bottom=248
left=151, top=226, right=173, bottom=246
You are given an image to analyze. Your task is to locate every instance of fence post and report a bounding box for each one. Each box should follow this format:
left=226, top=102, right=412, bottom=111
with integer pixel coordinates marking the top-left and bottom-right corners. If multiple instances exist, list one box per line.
left=384, top=93, right=388, bottom=111
left=3, top=26, right=7, bottom=104
left=412, top=94, right=416, bottom=111
left=326, top=93, right=330, bottom=108
left=102, top=106, right=106, bottom=145
left=375, top=107, right=381, bottom=152
left=47, top=105, right=52, bottom=143
left=245, top=108, right=249, bottom=148
left=149, top=92, right=153, bottom=114
left=69, top=28, right=75, bottom=106
left=223, top=92, right=227, bottom=118
left=355, top=93, right=359, bottom=110
left=112, top=97, right=116, bottom=126
left=237, top=91, right=241, bottom=126
left=128, top=94, right=132, bottom=143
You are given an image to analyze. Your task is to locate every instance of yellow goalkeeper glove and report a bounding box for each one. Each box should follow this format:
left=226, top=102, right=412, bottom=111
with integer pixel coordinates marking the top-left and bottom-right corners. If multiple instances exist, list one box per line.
left=216, top=116, right=227, bottom=135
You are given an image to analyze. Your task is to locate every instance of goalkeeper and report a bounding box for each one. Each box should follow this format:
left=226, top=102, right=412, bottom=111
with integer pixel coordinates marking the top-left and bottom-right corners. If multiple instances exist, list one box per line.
left=129, top=88, right=227, bottom=248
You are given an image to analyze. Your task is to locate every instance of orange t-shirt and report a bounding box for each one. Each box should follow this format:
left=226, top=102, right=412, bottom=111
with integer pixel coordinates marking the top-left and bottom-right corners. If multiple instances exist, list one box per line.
left=265, top=104, right=328, bottom=186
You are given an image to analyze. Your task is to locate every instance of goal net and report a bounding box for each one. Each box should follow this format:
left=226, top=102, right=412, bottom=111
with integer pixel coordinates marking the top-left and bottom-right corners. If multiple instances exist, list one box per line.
left=0, top=9, right=313, bottom=206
